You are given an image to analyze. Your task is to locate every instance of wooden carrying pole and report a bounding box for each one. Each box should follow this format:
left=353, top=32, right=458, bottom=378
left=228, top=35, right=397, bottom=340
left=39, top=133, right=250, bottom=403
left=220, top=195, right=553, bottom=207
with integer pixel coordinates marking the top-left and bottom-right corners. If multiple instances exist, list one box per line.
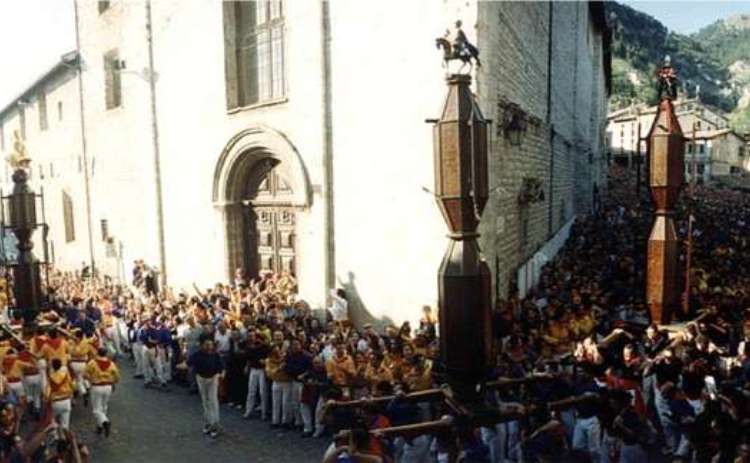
left=682, top=214, right=694, bottom=316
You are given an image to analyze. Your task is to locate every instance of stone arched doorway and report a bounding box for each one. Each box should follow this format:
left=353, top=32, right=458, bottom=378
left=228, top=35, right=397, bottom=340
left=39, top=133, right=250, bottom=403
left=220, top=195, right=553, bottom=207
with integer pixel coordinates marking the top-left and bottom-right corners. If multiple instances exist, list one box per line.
left=213, top=126, right=311, bottom=281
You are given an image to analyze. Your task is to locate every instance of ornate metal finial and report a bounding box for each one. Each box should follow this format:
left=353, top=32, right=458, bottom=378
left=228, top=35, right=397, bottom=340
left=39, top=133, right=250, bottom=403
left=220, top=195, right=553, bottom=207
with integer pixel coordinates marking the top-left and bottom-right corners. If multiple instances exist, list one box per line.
left=435, top=20, right=481, bottom=73
left=656, top=55, right=678, bottom=100
left=6, top=130, right=31, bottom=171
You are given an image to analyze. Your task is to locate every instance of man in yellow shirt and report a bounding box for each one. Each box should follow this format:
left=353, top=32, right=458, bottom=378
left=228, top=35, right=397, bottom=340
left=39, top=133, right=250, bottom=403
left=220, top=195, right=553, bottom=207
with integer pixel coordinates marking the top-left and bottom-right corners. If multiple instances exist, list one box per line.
left=325, top=344, right=356, bottom=397
left=29, top=327, right=49, bottom=390
left=265, top=345, right=290, bottom=427
left=70, top=330, right=96, bottom=404
left=42, top=329, right=70, bottom=367
left=48, top=358, right=74, bottom=430
left=2, top=348, right=35, bottom=402
left=0, top=339, right=13, bottom=363
left=84, top=348, right=120, bottom=437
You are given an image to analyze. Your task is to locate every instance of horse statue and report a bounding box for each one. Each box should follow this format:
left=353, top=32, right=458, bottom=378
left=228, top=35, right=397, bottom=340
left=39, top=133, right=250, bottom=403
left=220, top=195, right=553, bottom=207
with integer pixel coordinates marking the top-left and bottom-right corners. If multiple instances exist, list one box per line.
left=435, top=20, right=481, bottom=73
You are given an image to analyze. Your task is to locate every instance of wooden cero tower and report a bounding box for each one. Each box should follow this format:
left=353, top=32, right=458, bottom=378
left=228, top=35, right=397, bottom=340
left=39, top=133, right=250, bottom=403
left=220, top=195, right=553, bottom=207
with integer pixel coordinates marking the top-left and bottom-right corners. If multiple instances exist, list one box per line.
left=646, top=57, right=684, bottom=325
left=431, top=74, right=492, bottom=401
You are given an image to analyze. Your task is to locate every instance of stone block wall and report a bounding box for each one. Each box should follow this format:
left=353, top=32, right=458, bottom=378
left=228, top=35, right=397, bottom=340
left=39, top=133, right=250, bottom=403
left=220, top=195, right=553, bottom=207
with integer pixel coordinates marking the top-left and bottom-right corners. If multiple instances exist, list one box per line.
left=477, top=1, right=609, bottom=301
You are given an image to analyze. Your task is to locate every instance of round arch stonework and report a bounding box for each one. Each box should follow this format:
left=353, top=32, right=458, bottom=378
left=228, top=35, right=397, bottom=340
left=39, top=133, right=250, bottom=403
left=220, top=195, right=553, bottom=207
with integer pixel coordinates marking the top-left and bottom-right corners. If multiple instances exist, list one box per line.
left=213, top=126, right=312, bottom=280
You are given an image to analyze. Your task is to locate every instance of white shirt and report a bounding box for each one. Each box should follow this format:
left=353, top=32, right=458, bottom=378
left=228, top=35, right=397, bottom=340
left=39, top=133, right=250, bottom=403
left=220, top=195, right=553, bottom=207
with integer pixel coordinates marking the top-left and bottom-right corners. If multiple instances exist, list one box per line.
left=215, top=331, right=231, bottom=354
left=322, top=344, right=335, bottom=362
left=329, top=290, right=348, bottom=322
left=356, top=339, right=369, bottom=353
left=176, top=323, right=189, bottom=341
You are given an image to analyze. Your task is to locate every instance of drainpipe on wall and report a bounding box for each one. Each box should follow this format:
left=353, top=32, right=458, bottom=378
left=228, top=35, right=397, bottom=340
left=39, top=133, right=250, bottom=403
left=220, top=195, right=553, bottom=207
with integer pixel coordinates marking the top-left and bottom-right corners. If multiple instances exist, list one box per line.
left=547, top=1, right=555, bottom=237
left=73, top=0, right=97, bottom=277
left=146, top=0, right=168, bottom=288
left=320, top=1, right=335, bottom=297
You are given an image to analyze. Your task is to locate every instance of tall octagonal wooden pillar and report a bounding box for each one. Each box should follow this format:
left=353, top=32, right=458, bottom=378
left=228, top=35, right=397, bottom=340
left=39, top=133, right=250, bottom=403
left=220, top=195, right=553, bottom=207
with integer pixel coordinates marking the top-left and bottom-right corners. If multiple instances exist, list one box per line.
left=646, top=91, right=684, bottom=325
left=430, top=74, right=492, bottom=402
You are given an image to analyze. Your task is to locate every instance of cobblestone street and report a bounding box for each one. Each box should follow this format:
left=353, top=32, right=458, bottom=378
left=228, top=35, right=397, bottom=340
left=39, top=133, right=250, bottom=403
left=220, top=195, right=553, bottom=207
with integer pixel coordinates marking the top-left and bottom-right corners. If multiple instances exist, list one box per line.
left=69, top=361, right=327, bottom=463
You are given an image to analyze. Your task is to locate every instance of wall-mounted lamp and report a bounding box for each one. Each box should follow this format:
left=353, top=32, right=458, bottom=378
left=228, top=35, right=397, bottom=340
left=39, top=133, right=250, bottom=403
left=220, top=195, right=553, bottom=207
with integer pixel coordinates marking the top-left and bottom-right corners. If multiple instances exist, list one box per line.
left=500, top=102, right=528, bottom=147
left=518, top=177, right=545, bottom=205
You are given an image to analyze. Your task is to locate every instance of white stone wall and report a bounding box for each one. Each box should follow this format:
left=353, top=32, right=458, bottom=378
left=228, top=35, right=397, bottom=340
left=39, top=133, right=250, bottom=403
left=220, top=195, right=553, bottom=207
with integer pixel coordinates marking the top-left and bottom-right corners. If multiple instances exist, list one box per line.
left=711, top=133, right=747, bottom=175
left=75, top=0, right=156, bottom=281
left=326, top=0, right=478, bottom=327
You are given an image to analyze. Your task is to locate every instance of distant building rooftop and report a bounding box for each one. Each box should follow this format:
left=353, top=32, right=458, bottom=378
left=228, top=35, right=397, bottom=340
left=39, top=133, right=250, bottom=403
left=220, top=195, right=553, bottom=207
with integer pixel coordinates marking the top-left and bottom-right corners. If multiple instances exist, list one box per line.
left=0, top=51, right=79, bottom=122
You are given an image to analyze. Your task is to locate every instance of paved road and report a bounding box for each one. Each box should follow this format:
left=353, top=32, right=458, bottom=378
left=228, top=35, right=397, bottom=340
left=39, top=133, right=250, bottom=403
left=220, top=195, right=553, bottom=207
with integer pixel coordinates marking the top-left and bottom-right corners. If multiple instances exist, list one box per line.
left=68, top=361, right=328, bottom=463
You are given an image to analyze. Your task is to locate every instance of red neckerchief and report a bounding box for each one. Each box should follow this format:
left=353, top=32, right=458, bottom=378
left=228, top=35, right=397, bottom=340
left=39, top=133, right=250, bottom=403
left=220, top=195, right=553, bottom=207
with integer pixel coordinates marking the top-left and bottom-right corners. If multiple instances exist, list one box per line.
left=95, top=358, right=112, bottom=371
left=47, top=338, right=63, bottom=350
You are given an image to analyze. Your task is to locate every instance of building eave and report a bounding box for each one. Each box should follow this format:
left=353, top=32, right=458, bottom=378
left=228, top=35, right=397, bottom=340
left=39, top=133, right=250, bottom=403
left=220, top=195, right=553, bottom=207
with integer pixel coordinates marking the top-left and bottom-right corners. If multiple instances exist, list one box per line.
left=684, top=128, right=745, bottom=141
left=0, top=51, right=79, bottom=122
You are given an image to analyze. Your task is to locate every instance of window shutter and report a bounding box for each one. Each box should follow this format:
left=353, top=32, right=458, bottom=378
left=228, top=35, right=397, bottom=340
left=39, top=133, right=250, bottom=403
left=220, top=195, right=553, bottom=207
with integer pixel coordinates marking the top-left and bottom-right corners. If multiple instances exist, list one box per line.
left=39, top=91, right=48, bottom=131
left=63, top=192, right=76, bottom=243
left=98, top=1, right=110, bottom=14
left=19, top=108, right=26, bottom=139
left=104, top=54, right=114, bottom=109
left=113, top=57, right=122, bottom=107
left=104, top=50, right=122, bottom=110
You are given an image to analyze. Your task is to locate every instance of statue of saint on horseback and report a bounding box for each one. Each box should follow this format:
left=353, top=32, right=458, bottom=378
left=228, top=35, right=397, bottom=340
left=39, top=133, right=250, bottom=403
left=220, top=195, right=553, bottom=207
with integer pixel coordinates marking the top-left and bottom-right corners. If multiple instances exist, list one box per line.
left=435, top=20, right=481, bottom=73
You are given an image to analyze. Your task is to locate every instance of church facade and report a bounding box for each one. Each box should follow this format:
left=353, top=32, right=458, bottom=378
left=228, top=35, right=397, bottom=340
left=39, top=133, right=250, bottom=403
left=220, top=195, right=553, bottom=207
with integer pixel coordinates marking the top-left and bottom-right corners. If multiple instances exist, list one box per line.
left=0, top=1, right=610, bottom=326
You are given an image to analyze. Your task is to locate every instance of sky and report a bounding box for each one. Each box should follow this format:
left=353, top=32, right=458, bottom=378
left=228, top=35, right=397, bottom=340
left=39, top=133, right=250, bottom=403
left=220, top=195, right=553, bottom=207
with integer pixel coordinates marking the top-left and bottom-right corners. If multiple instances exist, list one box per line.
left=1, top=1, right=750, bottom=111
left=0, top=0, right=76, bottom=111
left=621, top=1, right=750, bottom=34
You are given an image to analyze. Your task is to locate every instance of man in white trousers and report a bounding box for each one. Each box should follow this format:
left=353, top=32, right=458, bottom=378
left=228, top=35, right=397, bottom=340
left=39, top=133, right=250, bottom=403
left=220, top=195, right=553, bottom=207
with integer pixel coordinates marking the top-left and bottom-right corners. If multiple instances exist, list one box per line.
left=30, top=327, right=49, bottom=391
left=131, top=319, right=146, bottom=379
left=102, top=309, right=121, bottom=358
left=243, top=331, right=270, bottom=420
left=188, top=338, right=224, bottom=439
left=69, top=330, right=95, bottom=405
left=85, top=347, right=120, bottom=437
left=18, top=345, right=43, bottom=417
left=48, top=358, right=74, bottom=430
left=140, top=320, right=168, bottom=388
left=156, top=319, right=173, bottom=384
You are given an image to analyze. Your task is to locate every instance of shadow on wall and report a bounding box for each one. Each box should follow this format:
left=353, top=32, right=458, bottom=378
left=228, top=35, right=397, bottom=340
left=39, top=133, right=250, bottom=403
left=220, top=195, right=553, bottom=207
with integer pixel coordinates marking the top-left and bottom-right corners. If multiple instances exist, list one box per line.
left=338, top=270, right=396, bottom=331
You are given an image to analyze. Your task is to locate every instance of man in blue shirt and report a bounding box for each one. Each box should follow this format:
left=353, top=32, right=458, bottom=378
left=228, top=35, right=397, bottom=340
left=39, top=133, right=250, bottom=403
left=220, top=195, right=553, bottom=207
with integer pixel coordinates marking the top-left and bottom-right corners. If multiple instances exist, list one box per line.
left=156, top=319, right=173, bottom=385
left=140, top=320, right=167, bottom=389
left=188, top=338, right=224, bottom=438
left=284, top=338, right=312, bottom=432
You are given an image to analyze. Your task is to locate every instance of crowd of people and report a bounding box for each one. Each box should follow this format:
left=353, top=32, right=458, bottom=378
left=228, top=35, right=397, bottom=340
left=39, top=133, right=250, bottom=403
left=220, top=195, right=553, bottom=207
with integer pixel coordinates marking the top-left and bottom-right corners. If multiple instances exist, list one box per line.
left=0, top=280, right=116, bottom=462
left=0, top=164, right=748, bottom=462
left=317, top=165, right=750, bottom=463
left=100, top=266, right=440, bottom=442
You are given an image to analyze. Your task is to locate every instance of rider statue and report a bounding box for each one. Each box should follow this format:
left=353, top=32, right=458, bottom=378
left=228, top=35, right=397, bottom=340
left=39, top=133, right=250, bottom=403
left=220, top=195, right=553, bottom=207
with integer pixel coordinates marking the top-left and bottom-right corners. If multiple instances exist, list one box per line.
left=451, top=20, right=481, bottom=67
left=656, top=55, right=678, bottom=100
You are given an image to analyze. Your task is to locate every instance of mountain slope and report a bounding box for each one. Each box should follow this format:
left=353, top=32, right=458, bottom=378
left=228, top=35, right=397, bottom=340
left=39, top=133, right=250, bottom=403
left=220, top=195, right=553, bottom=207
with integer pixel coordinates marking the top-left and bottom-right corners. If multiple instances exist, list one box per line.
left=607, top=3, right=749, bottom=130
